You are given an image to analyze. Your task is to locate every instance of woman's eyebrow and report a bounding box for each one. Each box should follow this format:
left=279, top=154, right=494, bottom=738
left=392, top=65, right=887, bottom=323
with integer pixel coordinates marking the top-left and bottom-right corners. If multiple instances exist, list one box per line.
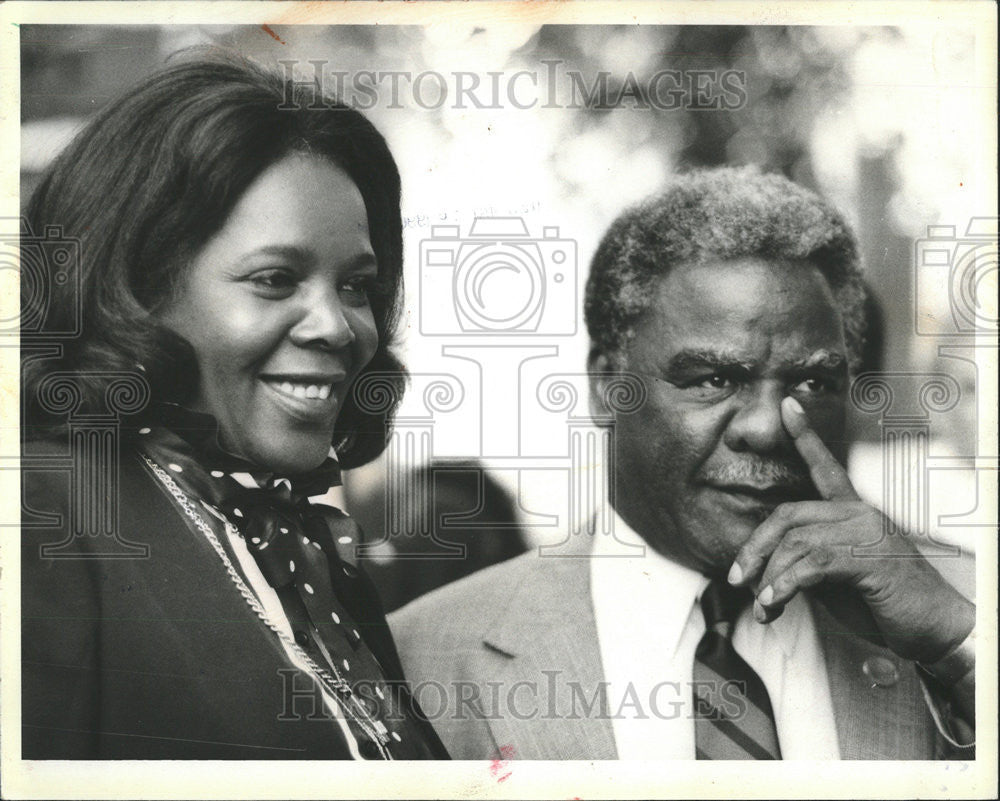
left=243, top=244, right=314, bottom=263
left=342, top=252, right=379, bottom=272
left=244, top=245, right=378, bottom=271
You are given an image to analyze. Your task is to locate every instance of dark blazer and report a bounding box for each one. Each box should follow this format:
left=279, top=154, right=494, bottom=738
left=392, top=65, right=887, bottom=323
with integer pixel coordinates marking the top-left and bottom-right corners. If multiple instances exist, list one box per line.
left=21, top=441, right=447, bottom=759
left=390, top=530, right=971, bottom=761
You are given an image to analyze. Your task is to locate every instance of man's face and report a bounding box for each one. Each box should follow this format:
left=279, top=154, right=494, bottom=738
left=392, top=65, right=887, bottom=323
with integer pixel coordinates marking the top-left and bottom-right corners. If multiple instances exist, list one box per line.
left=597, top=257, right=849, bottom=576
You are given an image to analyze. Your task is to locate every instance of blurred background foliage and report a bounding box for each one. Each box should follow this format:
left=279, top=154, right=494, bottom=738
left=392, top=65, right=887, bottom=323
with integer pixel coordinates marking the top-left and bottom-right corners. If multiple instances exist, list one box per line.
left=21, top=23, right=991, bottom=560
left=21, top=23, right=984, bottom=384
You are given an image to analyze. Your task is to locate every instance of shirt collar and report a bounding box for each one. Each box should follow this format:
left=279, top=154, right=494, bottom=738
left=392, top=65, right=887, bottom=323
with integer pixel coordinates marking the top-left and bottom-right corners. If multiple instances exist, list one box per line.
left=592, top=500, right=803, bottom=659
left=592, top=503, right=708, bottom=661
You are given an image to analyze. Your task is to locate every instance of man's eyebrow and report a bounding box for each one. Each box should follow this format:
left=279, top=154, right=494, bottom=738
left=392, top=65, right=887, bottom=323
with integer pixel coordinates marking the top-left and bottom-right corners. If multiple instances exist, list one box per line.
left=658, top=349, right=848, bottom=375
left=663, top=349, right=756, bottom=374
left=787, top=350, right=848, bottom=371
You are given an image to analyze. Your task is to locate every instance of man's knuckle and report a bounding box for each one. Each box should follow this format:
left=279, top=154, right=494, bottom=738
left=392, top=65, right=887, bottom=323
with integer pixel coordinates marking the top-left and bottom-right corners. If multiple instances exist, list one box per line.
left=785, top=530, right=810, bottom=551
left=808, top=546, right=834, bottom=569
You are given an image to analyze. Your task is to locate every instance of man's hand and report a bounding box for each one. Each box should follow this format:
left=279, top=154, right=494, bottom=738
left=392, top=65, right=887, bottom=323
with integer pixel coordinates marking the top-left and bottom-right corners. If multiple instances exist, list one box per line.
left=729, top=396, right=974, bottom=665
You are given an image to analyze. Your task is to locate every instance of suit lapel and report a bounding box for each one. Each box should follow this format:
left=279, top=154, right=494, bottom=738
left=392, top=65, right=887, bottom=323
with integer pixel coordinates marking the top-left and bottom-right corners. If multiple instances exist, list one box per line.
left=474, top=531, right=618, bottom=760
left=463, top=529, right=942, bottom=760
left=813, top=602, right=936, bottom=759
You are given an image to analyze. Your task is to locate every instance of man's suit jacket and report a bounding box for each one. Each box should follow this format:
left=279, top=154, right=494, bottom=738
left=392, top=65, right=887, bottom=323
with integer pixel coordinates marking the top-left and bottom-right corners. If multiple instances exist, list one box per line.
left=390, top=529, right=961, bottom=760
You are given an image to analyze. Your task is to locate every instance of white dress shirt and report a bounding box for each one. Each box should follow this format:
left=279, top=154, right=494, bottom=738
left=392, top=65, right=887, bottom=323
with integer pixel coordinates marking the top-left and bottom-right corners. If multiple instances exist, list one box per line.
left=589, top=503, right=841, bottom=759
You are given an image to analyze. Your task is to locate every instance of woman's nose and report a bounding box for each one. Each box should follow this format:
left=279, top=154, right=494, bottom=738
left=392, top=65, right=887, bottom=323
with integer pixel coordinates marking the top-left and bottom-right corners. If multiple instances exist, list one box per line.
left=722, top=383, right=791, bottom=454
left=289, top=289, right=356, bottom=350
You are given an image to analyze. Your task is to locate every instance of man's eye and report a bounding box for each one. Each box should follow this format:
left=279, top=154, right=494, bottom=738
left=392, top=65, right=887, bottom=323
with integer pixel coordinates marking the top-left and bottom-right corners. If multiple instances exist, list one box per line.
left=696, top=374, right=735, bottom=390
left=791, top=377, right=836, bottom=395
left=676, top=373, right=740, bottom=400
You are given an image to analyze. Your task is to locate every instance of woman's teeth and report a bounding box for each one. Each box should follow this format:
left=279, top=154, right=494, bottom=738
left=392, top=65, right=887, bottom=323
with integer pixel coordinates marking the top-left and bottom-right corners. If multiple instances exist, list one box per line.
left=272, top=381, right=332, bottom=400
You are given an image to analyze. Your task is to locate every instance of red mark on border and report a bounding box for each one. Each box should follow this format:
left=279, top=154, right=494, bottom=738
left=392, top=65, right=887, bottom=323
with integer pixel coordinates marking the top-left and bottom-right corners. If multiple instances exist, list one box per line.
left=261, top=25, right=285, bottom=45
left=490, top=744, right=515, bottom=783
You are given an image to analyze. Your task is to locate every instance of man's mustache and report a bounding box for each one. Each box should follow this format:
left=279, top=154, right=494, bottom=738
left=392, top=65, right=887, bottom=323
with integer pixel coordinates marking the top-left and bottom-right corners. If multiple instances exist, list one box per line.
left=699, top=460, right=812, bottom=492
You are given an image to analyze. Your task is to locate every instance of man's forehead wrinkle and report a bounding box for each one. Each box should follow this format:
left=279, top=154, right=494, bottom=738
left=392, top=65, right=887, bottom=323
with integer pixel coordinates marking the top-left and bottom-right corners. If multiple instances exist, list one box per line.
left=788, top=349, right=848, bottom=370
left=625, top=259, right=846, bottom=375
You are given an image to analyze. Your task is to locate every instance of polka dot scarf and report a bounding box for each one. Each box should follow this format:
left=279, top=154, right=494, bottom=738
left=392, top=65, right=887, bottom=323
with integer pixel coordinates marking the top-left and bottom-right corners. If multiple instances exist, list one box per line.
left=134, top=403, right=443, bottom=759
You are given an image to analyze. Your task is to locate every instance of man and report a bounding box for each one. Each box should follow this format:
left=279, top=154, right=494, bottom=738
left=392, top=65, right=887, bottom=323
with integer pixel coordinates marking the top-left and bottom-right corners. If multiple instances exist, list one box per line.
left=390, top=167, right=976, bottom=760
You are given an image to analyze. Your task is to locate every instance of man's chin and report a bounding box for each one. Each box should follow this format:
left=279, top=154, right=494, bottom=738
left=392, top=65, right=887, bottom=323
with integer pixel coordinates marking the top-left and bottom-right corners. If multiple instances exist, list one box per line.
left=692, top=509, right=763, bottom=571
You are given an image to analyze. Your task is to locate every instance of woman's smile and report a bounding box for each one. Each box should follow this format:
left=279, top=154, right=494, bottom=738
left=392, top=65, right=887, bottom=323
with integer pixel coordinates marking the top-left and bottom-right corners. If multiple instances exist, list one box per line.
left=258, top=373, right=346, bottom=423
left=158, top=153, right=379, bottom=473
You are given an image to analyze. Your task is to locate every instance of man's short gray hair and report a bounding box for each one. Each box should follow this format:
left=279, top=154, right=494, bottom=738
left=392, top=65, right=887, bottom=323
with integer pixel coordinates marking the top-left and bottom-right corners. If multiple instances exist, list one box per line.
left=584, top=166, right=867, bottom=371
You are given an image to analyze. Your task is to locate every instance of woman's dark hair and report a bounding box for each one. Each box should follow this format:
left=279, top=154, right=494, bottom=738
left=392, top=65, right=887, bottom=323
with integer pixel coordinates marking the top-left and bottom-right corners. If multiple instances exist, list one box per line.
left=23, top=51, right=406, bottom=469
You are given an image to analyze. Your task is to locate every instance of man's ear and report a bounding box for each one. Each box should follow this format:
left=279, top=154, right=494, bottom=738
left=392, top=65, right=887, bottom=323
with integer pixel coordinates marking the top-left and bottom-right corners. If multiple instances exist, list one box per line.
left=588, top=348, right=615, bottom=420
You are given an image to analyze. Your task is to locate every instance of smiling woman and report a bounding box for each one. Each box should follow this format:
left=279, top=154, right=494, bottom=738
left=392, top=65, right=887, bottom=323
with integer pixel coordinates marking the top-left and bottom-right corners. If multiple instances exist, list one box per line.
left=157, top=154, right=380, bottom=474
left=20, top=54, right=447, bottom=760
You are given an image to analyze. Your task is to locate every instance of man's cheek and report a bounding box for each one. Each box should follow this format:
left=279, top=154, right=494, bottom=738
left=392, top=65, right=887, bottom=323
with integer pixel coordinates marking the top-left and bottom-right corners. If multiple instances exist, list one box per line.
left=654, top=419, right=709, bottom=480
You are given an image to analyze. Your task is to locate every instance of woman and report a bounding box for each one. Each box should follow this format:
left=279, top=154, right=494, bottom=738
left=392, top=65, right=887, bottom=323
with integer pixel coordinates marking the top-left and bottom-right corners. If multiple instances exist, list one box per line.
left=20, top=54, right=447, bottom=759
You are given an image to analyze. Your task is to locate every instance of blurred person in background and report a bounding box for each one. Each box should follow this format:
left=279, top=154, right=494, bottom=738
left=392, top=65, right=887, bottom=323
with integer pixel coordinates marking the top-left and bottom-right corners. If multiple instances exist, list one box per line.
left=20, top=54, right=447, bottom=759
left=359, top=459, right=529, bottom=613
left=391, top=167, right=976, bottom=760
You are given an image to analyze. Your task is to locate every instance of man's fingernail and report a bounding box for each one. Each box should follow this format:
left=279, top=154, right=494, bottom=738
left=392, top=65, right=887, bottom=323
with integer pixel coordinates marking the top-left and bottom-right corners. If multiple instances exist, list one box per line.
left=758, top=585, right=774, bottom=605
left=727, top=562, right=743, bottom=585
left=784, top=396, right=804, bottom=417
left=782, top=396, right=808, bottom=436
left=753, top=600, right=767, bottom=622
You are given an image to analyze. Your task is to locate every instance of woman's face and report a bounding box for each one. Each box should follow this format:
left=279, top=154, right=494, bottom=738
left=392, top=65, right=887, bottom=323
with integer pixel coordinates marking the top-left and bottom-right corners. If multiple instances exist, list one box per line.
left=160, top=153, right=380, bottom=474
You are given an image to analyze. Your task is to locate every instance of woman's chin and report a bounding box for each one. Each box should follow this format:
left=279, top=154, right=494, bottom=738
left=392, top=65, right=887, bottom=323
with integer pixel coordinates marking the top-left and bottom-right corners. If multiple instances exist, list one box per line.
left=245, top=436, right=335, bottom=476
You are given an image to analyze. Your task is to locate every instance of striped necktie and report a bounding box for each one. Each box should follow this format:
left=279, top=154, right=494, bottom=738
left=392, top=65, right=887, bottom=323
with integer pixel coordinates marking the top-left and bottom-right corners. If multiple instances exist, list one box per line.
left=693, top=579, right=782, bottom=760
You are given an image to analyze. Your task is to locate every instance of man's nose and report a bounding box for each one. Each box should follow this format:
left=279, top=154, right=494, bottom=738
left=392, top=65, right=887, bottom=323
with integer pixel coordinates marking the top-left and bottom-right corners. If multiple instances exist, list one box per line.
left=722, top=383, right=791, bottom=453
left=289, top=289, right=356, bottom=350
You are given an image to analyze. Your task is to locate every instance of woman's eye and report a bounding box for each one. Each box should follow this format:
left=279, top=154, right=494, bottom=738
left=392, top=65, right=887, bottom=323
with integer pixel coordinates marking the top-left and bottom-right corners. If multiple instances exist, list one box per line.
left=248, top=269, right=297, bottom=293
left=340, top=276, right=375, bottom=305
